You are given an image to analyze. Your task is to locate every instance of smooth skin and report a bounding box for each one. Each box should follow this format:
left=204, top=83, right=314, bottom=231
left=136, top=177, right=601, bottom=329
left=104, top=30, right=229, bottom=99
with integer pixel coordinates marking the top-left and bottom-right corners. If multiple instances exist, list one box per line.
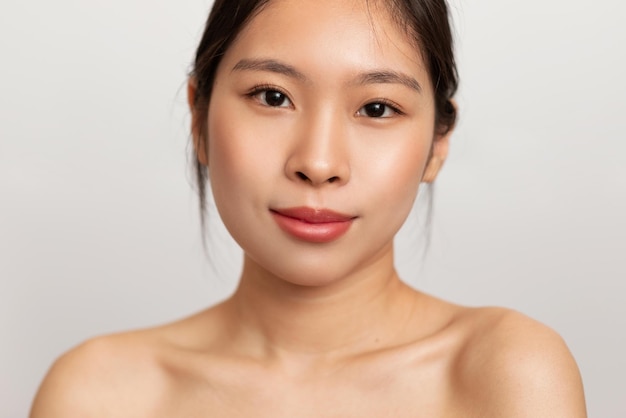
left=31, top=0, right=586, bottom=416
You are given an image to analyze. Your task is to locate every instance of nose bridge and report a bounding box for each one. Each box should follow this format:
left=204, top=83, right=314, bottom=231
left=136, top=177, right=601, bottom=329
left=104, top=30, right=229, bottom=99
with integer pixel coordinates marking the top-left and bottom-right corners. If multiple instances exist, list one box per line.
left=285, top=104, right=350, bottom=186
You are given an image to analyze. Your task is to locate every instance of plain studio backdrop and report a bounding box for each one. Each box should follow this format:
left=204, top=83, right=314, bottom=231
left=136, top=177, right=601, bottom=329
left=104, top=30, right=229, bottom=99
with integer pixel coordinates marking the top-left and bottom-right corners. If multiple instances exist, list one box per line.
left=1, top=0, right=624, bottom=416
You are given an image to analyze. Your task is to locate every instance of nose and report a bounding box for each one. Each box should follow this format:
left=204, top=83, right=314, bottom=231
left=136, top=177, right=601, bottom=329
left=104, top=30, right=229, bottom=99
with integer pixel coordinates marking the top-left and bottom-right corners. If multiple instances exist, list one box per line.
left=284, top=109, right=351, bottom=187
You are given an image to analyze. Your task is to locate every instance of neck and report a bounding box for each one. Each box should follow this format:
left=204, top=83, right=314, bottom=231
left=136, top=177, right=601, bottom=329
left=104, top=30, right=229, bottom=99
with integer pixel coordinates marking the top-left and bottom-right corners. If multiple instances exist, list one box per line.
left=224, top=248, right=418, bottom=363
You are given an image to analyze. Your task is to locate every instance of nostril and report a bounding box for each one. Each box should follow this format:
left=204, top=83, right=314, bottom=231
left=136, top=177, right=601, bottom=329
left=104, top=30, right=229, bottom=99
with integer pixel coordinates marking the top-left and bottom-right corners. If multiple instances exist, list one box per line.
left=294, top=172, right=340, bottom=184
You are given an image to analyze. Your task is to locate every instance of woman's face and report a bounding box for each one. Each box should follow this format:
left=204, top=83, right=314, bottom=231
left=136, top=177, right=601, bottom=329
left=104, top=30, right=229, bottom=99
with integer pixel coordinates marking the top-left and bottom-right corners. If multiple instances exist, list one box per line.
left=201, top=0, right=448, bottom=285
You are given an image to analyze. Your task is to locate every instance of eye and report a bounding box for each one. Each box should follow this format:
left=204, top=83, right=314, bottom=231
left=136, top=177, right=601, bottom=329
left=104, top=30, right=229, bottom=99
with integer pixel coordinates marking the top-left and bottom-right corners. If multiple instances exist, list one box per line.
left=357, top=101, right=402, bottom=118
left=249, top=87, right=293, bottom=108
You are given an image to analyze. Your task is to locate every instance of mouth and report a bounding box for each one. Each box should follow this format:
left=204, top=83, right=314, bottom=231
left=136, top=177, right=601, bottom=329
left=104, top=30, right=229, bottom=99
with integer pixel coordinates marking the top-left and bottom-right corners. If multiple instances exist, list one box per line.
left=270, top=207, right=356, bottom=243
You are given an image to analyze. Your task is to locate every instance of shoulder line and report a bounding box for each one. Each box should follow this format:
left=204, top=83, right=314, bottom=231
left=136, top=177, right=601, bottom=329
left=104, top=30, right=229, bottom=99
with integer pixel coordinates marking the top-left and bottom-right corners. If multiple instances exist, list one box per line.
left=454, top=308, right=587, bottom=417
left=30, top=332, right=166, bottom=418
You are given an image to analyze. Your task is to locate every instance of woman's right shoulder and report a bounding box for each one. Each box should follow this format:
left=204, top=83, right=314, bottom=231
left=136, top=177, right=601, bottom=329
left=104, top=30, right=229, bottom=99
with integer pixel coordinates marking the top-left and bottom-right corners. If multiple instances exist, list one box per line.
left=29, top=330, right=169, bottom=418
left=30, top=306, right=230, bottom=417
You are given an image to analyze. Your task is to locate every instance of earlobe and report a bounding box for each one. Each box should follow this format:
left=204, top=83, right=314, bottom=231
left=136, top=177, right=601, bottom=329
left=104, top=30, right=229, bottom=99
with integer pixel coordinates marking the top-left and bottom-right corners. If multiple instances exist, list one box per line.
left=187, top=78, right=209, bottom=166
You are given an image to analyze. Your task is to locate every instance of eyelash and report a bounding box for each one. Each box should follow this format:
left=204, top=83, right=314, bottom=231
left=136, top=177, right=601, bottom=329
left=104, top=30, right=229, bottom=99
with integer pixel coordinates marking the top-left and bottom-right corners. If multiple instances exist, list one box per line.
left=245, top=85, right=404, bottom=118
left=246, top=84, right=293, bottom=108
left=356, top=99, right=404, bottom=118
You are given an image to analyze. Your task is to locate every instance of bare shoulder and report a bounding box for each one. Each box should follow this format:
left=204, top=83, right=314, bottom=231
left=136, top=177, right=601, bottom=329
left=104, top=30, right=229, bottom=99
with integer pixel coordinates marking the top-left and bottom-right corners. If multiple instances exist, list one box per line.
left=451, top=307, right=587, bottom=417
left=29, top=307, right=227, bottom=418
left=30, top=329, right=172, bottom=418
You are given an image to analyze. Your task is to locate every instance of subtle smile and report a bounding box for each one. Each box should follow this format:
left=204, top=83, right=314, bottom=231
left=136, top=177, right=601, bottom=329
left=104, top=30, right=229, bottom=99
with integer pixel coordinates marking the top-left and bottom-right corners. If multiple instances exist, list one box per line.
left=270, top=207, right=356, bottom=243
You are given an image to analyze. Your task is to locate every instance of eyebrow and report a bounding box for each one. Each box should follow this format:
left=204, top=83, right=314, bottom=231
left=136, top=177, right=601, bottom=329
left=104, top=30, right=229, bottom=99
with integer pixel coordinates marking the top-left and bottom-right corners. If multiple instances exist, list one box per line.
left=231, top=58, right=422, bottom=93
left=354, top=71, right=422, bottom=93
left=232, top=58, right=307, bottom=81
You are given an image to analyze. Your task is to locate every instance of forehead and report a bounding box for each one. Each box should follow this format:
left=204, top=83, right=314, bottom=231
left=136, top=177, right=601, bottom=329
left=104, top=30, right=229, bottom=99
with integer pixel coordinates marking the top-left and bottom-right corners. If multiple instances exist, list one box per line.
left=219, top=0, right=431, bottom=91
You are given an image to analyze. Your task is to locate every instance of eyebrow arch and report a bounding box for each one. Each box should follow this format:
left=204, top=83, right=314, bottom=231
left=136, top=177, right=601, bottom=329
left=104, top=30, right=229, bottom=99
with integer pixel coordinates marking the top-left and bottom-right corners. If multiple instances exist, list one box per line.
left=354, top=71, right=422, bottom=93
left=232, top=58, right=308, bottom=82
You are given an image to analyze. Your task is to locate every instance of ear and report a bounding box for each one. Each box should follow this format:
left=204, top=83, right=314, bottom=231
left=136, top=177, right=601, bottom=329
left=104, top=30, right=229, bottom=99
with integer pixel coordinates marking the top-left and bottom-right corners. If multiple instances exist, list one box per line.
left=421, top=130, right=450, bottom=183
left=187, top=78, right=208, bottom=166
left=422, top=100, right=456, bottom=183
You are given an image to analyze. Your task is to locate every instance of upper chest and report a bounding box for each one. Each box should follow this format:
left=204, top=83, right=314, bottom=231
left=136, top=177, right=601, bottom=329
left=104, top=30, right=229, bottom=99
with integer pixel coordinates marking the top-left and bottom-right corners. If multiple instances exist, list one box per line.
left=155, top=347, right=464, bottom=418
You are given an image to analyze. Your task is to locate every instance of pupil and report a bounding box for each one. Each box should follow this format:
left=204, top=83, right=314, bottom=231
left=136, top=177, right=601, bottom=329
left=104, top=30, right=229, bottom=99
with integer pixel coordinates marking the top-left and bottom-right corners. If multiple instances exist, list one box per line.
left=265, top=91, right=285, bottom=107
left=365, top=103, right=385, bottom=117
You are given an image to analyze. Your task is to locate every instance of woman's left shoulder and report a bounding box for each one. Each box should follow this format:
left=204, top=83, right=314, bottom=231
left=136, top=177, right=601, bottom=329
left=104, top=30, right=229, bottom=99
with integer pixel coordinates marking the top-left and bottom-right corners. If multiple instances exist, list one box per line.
left=450, top=306, right=587, bottom=417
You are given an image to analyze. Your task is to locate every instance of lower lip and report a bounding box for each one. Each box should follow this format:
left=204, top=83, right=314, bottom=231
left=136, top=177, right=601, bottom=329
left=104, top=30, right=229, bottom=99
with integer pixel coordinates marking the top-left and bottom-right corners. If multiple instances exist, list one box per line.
left=271, top=212, right=353, bottom=243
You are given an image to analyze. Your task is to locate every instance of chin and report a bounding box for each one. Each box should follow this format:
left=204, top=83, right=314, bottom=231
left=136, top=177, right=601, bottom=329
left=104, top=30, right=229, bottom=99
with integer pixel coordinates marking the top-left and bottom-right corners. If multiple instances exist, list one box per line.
left=249, top=251, right=352, bottom=286
left=242, top=236, right=394, bottom=290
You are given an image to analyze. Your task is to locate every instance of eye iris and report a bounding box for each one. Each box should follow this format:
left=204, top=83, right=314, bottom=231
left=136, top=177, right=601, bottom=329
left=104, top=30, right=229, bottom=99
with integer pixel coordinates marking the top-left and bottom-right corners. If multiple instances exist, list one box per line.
left=265, top=91, right=286, bottom=107
left=364, top=103, right=386, bottom=117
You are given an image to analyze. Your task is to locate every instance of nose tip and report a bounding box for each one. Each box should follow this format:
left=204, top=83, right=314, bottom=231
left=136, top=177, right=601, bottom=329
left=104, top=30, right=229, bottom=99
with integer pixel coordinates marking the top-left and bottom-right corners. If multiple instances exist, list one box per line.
left=287, top=153, right=350, bottom=186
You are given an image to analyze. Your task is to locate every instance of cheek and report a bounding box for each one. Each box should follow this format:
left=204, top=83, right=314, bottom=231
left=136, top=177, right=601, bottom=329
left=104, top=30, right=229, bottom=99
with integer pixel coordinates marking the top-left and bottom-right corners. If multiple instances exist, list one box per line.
left=207, top=99, right=273, bottom=200
left=358, top=126, right=432, bottom=202
left=379, top=156, right=425, bottom=227
left=205, top=99, right=274, bottom=252
left=353, top=125, right=434, bottom=241
left=206, top=99, right=254, bottom=220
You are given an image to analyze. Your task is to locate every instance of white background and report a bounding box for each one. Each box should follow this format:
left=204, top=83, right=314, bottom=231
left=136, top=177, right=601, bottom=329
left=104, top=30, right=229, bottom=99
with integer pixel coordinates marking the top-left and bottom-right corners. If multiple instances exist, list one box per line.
left=1, top=0, right=625, bottom=416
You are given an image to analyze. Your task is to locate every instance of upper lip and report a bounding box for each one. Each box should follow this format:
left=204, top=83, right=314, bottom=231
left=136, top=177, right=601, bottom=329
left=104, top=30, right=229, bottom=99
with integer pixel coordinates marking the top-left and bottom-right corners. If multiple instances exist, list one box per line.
left=271, top=207, right=356, bottom=224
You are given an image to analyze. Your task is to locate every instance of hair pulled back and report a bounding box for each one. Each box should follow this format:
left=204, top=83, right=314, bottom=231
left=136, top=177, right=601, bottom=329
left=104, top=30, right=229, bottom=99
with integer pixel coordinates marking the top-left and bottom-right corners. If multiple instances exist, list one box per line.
left=190, top=0, right=458, bottom=218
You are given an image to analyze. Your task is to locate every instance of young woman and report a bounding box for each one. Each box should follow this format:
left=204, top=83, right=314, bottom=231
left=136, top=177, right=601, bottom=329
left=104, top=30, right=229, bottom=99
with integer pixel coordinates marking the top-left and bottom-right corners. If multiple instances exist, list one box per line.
left=31, top=0, right=586, bottom=416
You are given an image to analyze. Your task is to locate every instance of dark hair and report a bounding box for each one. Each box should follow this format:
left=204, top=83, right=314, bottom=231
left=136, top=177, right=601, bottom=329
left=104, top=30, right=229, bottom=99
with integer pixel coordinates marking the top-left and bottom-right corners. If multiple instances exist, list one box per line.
left=189, top=0, right=458, bottom=222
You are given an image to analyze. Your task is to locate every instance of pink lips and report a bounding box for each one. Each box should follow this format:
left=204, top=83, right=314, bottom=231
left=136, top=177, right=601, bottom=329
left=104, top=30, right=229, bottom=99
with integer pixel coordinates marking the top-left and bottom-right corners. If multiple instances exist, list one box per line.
left=270, top=207, right=356, bottom=243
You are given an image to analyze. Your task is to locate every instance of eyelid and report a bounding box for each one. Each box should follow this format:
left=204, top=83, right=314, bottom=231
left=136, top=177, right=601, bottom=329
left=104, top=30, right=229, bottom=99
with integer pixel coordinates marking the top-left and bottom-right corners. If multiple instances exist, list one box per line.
left=245, top=84, right=294, bottom=108
left=356, top=98, right=405, bottom=118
